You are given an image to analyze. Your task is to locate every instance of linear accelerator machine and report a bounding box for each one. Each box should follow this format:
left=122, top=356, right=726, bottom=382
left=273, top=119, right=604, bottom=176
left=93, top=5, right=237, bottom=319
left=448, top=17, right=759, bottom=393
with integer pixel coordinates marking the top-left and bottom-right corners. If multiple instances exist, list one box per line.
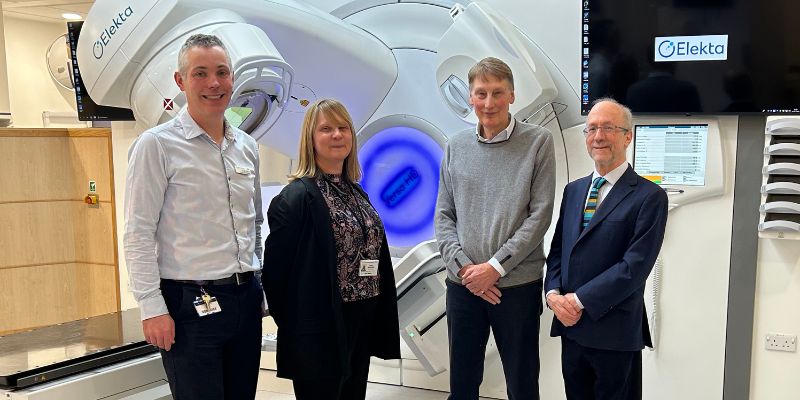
left=2, top=1, right=727, bottom=399
left=0, top=1, right=578, bottom=398
left=0, top=1, right=574, bottom=398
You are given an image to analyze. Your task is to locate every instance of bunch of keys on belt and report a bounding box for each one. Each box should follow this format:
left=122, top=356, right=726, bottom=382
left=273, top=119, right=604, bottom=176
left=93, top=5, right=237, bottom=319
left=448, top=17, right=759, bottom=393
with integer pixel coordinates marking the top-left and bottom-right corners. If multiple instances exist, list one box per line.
left=193, top=287, right=222, bottom=317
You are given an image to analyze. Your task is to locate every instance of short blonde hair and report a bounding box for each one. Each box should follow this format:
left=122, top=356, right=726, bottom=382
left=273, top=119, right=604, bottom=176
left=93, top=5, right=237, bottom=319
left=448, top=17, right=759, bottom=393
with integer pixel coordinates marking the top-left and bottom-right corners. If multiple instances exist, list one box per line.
left=468, top=57, right=514, bottom=90
left=290, top=99, right=361, bottom=182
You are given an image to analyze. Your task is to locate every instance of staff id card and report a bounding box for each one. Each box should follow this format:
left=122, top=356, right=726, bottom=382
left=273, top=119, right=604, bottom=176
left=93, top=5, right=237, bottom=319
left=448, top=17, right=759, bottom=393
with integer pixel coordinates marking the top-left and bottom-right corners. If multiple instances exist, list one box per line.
left=193, top=295, right=222, bottom=317
left=359, top=260, right=379, bottom=277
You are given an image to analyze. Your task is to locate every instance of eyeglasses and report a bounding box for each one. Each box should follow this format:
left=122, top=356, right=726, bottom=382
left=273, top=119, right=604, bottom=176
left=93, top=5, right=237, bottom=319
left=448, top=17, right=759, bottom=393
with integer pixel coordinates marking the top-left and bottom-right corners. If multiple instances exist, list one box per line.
left=582, top=125, right=630, bottom=136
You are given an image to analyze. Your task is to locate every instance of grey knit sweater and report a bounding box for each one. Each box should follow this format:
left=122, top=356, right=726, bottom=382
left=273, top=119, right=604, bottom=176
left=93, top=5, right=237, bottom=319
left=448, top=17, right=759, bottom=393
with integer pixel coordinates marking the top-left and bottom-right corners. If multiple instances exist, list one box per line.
left=435, top=120, right=556, bottom=287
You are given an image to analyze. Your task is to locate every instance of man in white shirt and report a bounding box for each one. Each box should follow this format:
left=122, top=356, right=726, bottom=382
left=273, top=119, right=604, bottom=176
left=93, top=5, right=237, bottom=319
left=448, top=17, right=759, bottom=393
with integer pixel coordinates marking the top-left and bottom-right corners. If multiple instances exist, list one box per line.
left=124, top=34, right=263, bottom=399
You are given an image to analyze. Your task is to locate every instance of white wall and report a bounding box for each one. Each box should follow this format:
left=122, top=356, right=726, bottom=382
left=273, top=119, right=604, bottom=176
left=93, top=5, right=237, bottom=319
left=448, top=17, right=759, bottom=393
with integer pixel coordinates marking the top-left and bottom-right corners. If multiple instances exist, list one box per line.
left=0, top=5, right=12, bottom=115
left=750, top=116, right=800, bottom=400
left=3, top=16, right=79, bottom=128
left=111, top=121, right=142, bottom=311
left=641, top=117, right=738, bottom=400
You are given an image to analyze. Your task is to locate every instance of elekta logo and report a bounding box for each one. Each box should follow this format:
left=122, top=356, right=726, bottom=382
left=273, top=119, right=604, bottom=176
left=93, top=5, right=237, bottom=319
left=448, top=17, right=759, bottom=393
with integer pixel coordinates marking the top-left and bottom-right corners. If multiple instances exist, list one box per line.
left=93, top=6, right=134, bottom=59
left=654, top=35, right=728, bottom=62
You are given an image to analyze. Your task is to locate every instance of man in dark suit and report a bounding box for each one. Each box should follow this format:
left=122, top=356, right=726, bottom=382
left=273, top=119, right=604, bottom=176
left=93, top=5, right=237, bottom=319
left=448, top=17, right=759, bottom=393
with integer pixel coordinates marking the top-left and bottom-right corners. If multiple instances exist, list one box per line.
left=545, top=98, right=668, bottom=400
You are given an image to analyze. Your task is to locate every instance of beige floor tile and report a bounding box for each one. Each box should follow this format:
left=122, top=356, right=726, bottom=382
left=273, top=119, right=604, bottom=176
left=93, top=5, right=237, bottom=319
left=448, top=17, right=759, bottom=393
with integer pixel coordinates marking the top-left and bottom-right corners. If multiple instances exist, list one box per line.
left=257, top=369, right=495, bottom=399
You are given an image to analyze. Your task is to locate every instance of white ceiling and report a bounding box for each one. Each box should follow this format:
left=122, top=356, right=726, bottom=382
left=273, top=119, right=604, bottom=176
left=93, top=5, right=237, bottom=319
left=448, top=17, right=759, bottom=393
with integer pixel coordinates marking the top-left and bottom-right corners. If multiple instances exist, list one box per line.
left=1, top=0, right=93, bottom=23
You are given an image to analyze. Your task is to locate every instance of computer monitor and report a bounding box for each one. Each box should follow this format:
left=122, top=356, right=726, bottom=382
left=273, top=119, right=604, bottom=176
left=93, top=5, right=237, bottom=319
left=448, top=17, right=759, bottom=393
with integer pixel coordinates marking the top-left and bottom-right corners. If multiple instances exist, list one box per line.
left=581, top=0, right=800, bottom=115
left=67, top=21, right=135, bottom=122
left=633, top=124, right=709, bottom=186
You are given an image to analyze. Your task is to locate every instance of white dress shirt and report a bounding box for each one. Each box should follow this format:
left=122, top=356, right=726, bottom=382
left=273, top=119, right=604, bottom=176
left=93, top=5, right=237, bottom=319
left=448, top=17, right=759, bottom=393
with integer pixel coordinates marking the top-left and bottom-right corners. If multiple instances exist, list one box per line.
left=124, top=108, right=263, bottom=320
left=475, top=114, right=516, bottom=144
left=584, top=162, right=629, bottom=211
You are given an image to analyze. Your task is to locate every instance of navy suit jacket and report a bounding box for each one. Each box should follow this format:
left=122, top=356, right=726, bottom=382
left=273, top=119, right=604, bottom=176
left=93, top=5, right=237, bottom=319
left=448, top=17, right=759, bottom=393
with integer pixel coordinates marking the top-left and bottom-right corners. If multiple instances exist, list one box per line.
left=545, top=165, right=668, bottom=351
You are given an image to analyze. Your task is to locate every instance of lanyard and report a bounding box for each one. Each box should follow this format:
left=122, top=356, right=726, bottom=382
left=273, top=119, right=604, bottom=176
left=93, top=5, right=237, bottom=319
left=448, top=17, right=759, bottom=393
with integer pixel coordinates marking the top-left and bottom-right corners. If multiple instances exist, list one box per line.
left=322, top=175, right=371, bottom=246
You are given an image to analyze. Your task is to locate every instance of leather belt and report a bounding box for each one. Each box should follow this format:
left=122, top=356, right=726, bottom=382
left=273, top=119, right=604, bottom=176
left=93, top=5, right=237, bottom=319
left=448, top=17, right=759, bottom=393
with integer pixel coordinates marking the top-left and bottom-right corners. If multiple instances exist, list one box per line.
left=166, top=271, right=254, bottom=286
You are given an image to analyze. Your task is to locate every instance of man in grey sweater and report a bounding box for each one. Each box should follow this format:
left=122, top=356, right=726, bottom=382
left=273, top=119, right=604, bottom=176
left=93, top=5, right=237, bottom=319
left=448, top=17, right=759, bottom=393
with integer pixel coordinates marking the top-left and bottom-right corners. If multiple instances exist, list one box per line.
left=435, top=57, right=555, bottom=399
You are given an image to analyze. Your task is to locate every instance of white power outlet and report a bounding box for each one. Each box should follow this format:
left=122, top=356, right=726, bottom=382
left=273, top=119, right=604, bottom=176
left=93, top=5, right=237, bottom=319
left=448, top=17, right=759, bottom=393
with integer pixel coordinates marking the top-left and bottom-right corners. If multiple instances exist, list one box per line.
left=765, top=333, right=797, bottom=352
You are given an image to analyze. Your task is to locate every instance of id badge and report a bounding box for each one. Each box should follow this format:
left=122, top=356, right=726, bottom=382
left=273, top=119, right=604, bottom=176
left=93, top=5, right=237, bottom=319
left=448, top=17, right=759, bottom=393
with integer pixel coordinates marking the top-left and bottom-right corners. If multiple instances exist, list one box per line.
left=234, top=165, right=254, bottom=175
left=193, top=296, right=222, bottom=317
left=359, top=260, right=379, bottom=277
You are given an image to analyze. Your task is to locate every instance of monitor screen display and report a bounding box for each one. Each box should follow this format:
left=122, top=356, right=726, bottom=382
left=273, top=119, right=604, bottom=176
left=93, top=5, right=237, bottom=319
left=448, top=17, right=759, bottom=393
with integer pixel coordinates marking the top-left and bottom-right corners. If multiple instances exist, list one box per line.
left=67, top=21, right=135, bottom=122
left=581, top=0, right=800, bottom=115
left=633, top=124, right=708, bottom=186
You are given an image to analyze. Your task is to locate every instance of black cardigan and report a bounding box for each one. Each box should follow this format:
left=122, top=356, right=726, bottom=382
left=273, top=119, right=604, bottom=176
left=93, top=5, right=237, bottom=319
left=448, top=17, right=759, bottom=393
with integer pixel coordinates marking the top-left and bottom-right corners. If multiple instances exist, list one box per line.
left=262, top=177, right=401, bottom=381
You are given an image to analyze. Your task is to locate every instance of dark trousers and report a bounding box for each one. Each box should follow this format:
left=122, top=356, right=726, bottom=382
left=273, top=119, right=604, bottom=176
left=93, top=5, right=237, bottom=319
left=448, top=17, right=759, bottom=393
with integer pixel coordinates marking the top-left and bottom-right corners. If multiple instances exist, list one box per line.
left=160, top=278, right=263, bottom=400
left=446, top=279, right=543, bottom=400
left=292, top=296, right=379, bottom=400
left=561, top=337, right=642, bottom=400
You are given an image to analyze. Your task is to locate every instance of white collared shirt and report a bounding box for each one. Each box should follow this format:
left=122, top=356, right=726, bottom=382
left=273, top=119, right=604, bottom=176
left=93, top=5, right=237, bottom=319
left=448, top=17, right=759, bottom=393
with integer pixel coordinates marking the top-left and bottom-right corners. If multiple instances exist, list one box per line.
left=475, top=115, right=515, bottom=144
left=124, top=108, right=263, bottom=320
left=585, top=161, right=630, bottom=208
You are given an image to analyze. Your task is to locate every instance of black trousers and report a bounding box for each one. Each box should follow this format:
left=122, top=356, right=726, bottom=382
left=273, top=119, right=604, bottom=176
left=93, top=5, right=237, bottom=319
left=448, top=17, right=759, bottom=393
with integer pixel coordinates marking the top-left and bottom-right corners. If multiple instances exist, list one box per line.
left=446, top=279, right=543, bottom=400
left=292, top=296, right=379, bottom=400
left=561, top=337, right=642, bottom=400
left=160, top=278, right=263, bottom=400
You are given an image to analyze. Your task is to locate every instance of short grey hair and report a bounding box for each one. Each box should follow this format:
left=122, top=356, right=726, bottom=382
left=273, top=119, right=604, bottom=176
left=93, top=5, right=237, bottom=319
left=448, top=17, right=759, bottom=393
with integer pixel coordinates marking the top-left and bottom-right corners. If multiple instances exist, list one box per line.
left=177, top=34, right=231, bottom=76
left=592, top=97, right=632, bottom=129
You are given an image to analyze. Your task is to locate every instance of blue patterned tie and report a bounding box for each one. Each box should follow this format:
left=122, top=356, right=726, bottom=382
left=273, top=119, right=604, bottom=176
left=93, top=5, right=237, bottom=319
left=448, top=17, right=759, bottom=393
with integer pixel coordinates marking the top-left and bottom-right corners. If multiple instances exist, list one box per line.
left=582, top=177, right=608, bottom=230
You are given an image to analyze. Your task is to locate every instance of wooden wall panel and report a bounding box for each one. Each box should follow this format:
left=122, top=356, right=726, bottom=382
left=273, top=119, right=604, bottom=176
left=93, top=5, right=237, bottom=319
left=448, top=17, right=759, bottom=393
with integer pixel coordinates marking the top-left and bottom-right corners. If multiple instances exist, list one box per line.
left=0, top=263, right=118, bottom=333
left=0, top=128, right=118, bottom=334
left=0, top=137, right=72, bottom=203
left=77, top=263, right=119, bottom=317
left=0, top=202, right=75, bottom=268
left=68, top=136, right=112, bottom=200
left=0, top=129, right=108, bottom=138
left=72, top=202, right=116, bottom=265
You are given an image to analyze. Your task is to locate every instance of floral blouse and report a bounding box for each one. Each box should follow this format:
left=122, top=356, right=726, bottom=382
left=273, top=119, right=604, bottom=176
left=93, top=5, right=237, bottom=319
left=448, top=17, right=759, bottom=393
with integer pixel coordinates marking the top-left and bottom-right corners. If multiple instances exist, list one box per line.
left=317, top=174, right=384, bottom=302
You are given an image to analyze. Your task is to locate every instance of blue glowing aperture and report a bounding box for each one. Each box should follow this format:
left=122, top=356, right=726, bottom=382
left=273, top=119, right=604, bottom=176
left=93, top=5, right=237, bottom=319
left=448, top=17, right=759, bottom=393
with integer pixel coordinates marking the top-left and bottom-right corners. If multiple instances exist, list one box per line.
left=380, top=167, right=421, bottom=208
left=359, top=126, right=443, bottom=248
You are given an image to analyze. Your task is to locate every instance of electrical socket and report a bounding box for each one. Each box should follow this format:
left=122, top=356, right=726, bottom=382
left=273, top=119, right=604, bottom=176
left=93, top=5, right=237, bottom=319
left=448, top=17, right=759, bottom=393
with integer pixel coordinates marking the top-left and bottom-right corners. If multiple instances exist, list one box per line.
left=765, top=333, right=797, bottom=352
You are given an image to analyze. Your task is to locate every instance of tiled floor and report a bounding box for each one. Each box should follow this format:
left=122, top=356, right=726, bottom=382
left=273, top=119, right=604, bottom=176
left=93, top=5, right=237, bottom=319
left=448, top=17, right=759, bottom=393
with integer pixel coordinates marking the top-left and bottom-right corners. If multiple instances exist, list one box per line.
left=255, top=369, right=493, bottom=399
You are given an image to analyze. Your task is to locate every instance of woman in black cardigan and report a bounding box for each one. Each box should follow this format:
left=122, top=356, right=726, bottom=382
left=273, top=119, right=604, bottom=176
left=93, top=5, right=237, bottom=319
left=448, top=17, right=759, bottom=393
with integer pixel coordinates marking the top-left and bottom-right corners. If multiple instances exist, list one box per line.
left=262, top=99, right=400, bottom=399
